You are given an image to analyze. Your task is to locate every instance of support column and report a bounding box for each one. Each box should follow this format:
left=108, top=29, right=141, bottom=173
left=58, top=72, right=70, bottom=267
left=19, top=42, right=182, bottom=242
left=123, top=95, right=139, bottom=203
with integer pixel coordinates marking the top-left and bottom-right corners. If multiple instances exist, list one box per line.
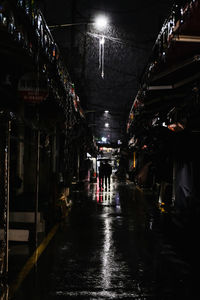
left=35, top=130, right=40, bottom=250
left=17, top=122, right=24, bottom=194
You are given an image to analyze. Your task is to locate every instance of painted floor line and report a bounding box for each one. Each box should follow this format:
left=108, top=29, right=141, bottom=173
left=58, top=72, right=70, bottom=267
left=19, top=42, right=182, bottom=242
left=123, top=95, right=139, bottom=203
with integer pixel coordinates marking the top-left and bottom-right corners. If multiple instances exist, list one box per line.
left=9, top=223, right=59, bottom=297
left=9, top=209, right=71, bottom=298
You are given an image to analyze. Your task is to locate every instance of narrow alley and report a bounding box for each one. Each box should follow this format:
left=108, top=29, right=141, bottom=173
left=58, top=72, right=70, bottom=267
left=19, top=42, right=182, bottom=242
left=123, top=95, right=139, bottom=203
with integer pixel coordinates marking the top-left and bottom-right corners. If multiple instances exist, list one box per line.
left=9, top=177, right=192, bottom=300
left=1, top=1, right=200, bottom=299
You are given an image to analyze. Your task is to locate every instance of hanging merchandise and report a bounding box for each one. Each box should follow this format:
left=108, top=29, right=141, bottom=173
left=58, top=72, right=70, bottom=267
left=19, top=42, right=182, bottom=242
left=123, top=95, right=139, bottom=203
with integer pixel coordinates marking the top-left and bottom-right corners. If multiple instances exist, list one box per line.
left=73, top=95, right=78, bottom=112
left=99, top=36, right=105, bottom=78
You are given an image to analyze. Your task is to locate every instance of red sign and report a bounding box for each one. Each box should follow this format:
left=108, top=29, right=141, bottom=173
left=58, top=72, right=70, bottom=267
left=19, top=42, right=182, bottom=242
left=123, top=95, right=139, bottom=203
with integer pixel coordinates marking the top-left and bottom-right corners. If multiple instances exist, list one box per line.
left=18, top=73, right=48, bottom=103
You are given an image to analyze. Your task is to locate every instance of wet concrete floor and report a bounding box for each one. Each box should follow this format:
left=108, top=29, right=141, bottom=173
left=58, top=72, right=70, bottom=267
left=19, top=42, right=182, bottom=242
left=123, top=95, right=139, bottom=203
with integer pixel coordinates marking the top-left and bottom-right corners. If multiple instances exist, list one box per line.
left=9, top=178, right=193, bottom=299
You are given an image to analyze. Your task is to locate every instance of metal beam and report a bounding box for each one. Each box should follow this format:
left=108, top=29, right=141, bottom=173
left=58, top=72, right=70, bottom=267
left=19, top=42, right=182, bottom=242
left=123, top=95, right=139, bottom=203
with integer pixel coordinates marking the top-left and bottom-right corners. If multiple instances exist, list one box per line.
left=151, top=55, right=200, bottom=82
left=49, top=22, right=93, bottom=29
left=172, top=35, right=200, bottom=43
left=148, top=85, right=173, bottom=90
left=148, top=71, right=200, bottom=91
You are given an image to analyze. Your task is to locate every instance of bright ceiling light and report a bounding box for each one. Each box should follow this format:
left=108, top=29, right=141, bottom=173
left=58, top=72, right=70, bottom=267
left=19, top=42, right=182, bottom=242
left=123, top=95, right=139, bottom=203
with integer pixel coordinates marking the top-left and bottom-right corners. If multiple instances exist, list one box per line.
left=95, top=15, right=108, bottom=30
left=104, top=110, right=109, bottom=113
left=105, top=123, right=109, bottom=127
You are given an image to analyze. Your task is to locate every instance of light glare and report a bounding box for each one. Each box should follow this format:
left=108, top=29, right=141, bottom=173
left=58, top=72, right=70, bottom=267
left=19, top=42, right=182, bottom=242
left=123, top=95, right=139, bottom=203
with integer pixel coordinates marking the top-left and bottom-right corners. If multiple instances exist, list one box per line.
left=95, top=15, right=108, bottom=30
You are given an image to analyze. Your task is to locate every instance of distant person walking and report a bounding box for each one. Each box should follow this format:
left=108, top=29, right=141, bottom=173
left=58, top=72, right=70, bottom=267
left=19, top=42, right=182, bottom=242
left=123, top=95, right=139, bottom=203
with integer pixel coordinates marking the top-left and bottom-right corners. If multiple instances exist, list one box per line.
left=104, top=161, right=112, bottom=187
left=99, top=162, right=105, bottom=187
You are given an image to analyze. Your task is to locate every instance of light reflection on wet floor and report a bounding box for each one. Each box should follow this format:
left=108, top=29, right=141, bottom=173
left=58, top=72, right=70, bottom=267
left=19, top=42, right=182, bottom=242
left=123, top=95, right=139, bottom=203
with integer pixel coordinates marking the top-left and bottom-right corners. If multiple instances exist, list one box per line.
left=9, top=177, right=192, bottom=300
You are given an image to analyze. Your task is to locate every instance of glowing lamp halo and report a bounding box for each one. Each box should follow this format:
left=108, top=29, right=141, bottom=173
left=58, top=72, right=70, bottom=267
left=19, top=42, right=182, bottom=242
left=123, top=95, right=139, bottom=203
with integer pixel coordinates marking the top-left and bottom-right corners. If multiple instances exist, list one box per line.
left=94, top=15, right=109, bottom=30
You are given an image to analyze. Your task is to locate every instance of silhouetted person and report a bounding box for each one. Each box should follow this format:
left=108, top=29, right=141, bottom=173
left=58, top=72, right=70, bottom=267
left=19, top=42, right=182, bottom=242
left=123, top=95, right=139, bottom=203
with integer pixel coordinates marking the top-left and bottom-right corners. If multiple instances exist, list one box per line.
left=99, top=162, right=105, bottom=187
left=104, top=162, right=112, bottom=187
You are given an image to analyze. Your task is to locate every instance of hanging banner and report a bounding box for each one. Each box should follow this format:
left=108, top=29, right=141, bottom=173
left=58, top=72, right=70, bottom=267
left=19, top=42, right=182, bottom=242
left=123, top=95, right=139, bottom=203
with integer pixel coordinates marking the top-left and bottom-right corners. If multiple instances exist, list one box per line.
left=18, top=72, right=48, bottom=103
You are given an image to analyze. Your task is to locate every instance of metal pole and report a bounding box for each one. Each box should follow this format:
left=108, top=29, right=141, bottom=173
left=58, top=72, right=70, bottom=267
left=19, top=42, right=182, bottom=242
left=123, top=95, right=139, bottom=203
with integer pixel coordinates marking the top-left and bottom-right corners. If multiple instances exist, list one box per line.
left=49, top=22, right=92, bottom=29
left=172, top=158, right=177, bottom=207
left=17, top=123, right=24, bottom=194
left=35, top=130, right=40, bottom=250
left=5, top=120, right=11, bottom=274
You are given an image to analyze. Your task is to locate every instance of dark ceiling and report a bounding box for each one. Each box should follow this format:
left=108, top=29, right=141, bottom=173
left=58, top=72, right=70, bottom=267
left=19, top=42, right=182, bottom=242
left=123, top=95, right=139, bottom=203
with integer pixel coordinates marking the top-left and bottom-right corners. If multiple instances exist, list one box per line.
left=39, top=0, right=174, bottom=145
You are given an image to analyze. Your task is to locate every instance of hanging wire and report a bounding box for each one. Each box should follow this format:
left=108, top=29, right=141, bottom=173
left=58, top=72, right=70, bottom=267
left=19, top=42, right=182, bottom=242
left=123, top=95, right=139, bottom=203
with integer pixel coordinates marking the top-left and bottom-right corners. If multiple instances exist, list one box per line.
left=87, top=31, right=150, bottom=50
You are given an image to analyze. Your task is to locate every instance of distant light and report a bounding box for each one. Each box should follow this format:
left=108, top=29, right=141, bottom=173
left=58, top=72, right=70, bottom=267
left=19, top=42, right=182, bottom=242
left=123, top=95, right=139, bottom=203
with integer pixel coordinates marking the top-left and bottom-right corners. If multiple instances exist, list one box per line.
left=168, top=122, right=185, bottom=132
left=95, top=15, right=108, bottom=30
left=101, top=137, right=107, bottom=142
left=105, top=123, right=109, bottom=127
left=104, top=110, right=109, bottom=113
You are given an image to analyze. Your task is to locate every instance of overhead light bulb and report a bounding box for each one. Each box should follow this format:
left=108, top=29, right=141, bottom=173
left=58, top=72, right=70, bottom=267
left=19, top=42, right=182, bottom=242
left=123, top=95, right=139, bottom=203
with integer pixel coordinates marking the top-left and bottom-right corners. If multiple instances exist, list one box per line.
left=95, top=15, right=108, bottom=30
